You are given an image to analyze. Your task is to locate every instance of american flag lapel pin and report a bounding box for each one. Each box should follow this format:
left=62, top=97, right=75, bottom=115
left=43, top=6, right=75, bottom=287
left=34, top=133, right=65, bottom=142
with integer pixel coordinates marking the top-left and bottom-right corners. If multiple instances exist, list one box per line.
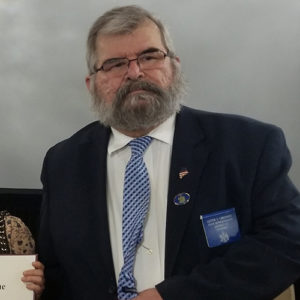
left=179, top=168, right=189, bottom=179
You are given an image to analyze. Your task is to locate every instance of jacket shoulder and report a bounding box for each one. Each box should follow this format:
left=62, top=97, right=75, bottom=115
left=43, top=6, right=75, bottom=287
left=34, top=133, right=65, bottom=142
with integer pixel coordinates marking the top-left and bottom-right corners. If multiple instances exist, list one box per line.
left=49, top=121, right=107, bottom=151
left=179, top=106, right=281, bottom=136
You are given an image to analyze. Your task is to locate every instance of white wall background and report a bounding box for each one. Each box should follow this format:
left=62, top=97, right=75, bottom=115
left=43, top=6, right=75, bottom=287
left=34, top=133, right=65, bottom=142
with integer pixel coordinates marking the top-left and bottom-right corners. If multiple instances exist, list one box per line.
left=0, top=0, right=299, bottom=189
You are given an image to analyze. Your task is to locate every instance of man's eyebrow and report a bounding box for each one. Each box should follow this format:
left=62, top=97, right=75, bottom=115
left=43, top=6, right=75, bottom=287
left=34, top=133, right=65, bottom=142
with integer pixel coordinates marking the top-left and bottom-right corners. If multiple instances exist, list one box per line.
left=102, top=56, right=125, bottom=64
left=139, top=47, right=161, bottom=55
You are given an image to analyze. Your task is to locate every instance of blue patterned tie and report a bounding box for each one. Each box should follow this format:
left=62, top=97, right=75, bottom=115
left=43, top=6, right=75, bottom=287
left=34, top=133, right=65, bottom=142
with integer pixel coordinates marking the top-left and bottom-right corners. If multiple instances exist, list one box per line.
left=117, top=136, right=153, bottom=300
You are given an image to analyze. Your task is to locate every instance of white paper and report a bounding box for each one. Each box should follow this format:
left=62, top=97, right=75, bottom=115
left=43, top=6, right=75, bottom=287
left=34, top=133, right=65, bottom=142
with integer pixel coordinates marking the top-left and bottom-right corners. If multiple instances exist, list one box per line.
left=0, top=255, right=36, bottom=300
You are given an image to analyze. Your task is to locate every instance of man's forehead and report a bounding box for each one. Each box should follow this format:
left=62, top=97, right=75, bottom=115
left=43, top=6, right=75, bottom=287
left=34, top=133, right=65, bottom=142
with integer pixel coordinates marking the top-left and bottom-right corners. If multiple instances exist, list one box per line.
left=95, top=20, right=165, bottom=59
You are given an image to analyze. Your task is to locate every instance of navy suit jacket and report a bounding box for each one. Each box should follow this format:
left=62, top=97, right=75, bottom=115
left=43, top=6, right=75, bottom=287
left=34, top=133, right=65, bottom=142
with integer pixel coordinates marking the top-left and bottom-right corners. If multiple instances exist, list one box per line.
left=39, top=106, right=300, bottom=300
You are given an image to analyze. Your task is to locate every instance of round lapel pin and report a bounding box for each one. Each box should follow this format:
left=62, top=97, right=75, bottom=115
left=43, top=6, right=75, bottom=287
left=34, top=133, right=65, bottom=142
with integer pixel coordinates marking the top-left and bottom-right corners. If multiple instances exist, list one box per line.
left=173, top=193, right=190, bottom=206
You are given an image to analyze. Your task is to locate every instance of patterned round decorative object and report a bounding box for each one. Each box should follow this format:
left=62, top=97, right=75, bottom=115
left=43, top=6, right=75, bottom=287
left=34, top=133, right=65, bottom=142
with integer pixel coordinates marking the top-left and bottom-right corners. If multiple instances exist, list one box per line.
left=0, top=210, right=35, bottom=255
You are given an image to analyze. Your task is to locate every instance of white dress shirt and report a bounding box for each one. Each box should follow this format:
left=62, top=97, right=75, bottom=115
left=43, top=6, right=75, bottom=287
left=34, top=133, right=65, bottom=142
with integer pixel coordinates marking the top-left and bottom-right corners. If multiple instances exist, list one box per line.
left=107, top=114, right=175, bottom=292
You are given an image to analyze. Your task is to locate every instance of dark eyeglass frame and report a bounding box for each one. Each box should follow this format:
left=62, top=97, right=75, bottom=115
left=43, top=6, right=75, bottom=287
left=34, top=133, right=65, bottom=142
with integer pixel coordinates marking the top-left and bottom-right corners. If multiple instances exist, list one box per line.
left=93, top=49, right=172, bottom=74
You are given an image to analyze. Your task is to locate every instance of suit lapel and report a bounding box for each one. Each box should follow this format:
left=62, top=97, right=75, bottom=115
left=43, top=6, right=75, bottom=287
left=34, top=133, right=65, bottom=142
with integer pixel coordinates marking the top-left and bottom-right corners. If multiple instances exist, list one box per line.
left=165, top=108, right=211, bottom=277
left=77, top=124, right=116, bottom=280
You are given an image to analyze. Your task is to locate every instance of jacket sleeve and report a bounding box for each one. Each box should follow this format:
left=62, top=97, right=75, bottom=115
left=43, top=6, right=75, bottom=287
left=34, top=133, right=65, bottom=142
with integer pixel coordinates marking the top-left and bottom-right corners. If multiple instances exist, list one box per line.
left=156, top=127, right=300, bottom=300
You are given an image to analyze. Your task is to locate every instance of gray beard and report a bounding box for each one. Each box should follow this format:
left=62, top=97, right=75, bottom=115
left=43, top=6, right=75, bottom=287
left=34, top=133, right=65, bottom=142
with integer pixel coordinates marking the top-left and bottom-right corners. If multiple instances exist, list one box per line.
left=91, top=68, right=185, bottom=132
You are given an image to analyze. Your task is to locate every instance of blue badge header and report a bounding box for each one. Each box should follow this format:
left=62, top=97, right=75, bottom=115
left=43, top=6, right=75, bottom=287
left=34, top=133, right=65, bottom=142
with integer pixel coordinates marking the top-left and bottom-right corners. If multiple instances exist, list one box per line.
left=200, top=208, right=241, bottom=248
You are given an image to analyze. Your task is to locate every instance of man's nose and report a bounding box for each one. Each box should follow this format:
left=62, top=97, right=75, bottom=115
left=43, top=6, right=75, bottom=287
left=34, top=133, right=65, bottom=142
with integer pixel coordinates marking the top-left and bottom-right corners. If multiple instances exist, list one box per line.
left=126, top=59, right=144, bottom=80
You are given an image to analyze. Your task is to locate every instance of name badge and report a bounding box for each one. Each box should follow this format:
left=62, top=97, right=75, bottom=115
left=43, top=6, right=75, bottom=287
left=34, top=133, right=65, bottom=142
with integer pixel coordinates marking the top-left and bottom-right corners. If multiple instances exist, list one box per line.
left=200, top=208, right=241, bottom=248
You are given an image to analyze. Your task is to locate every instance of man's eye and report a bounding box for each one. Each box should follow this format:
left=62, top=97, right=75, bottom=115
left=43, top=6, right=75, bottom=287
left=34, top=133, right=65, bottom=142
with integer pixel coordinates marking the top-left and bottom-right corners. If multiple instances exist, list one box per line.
left=104, top=60, right=127, bottom=71
left=112, top=61, right=127, bottom=68
left=140, top=55, right=157, bottom=62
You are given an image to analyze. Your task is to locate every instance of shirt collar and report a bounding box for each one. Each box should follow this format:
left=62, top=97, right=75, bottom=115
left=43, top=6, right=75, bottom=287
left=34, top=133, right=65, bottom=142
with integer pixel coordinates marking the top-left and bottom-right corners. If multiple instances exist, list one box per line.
left=108, top=114, right=176, bottom=155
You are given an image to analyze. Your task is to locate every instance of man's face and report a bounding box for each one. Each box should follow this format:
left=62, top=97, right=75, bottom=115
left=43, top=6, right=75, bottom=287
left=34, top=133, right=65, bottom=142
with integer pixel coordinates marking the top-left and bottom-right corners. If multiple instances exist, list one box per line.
left=86, top=20, right=184, bottom=133
left=88, top=20, right=174, bottom=102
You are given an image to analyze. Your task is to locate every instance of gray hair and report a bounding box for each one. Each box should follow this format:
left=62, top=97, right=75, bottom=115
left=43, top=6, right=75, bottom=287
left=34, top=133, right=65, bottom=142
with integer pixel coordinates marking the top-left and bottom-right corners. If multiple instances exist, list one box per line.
left=86, top=5, right=176, bottom=75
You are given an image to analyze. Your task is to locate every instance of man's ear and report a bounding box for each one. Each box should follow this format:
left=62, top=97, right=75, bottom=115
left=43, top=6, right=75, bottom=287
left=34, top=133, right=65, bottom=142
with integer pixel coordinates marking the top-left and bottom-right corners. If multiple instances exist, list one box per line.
left=85, top=75, right=92, bottom=92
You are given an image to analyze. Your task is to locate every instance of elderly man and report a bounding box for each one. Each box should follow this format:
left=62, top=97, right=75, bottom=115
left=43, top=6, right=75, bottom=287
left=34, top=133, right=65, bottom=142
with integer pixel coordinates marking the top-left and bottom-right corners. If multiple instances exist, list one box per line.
left=39, top=5, right=300, bottom=300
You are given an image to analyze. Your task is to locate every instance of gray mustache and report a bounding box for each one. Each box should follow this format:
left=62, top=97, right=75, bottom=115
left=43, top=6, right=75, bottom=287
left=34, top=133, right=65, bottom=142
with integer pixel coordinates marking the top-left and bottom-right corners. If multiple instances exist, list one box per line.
left=116, top=80, right=165, bottom=100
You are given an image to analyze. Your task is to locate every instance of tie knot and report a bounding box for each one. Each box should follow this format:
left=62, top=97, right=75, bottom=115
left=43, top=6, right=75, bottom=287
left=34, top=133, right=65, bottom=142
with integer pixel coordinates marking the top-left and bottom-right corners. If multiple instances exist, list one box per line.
left=129, top=136, right=152, bottom=156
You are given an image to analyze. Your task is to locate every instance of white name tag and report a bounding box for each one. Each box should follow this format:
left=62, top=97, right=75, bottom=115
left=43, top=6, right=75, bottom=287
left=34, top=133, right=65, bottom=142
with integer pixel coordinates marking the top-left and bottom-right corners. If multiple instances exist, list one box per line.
left=0, top=255, right=36, bottom=300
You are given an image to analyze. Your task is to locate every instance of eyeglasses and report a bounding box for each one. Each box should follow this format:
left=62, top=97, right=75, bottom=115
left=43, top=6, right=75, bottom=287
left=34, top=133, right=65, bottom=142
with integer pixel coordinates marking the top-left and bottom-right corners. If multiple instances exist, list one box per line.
left=94, top=49, right=171, bottom=77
